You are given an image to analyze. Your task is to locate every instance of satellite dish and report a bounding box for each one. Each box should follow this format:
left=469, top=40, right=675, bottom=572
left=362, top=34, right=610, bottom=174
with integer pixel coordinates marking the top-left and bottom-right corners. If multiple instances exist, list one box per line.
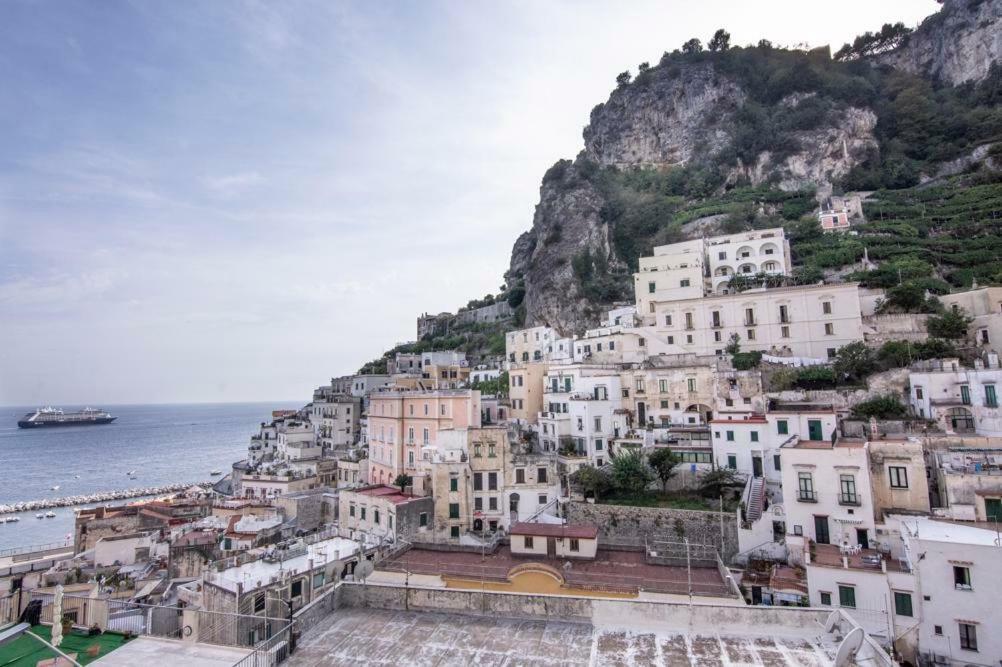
left=355, top=560, right=375, bottom=581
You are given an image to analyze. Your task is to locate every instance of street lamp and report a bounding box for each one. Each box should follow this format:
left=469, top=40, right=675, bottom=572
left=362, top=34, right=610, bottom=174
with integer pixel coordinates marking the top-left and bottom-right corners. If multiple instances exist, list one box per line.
left=0, top=623, right=82, bottom=667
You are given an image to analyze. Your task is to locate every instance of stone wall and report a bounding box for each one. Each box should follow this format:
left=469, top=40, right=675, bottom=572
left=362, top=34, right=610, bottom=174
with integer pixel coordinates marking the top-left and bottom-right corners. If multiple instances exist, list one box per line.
left=564, top=502, right=738, bottom=563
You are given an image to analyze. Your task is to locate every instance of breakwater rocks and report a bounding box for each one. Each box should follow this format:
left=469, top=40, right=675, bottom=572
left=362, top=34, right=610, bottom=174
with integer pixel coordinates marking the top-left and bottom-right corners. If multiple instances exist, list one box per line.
left=0, top=482, right=211, bottom=514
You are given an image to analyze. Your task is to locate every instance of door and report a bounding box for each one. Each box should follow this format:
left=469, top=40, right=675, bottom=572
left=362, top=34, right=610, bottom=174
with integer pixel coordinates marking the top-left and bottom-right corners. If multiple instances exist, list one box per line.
left=547, top=538, right=556, bottom=558
left=751, top=586, right=762, bottom=604
left=637, top=402, right=647, bottom=425
left=808, top=420, right=823, bottom=441
left=814, top=516, right=830, bottom=545
left=855, top=528, right=869, bottom=549
left=986, top=498, right=1002, bottom=522
left=752, top=456, right=763, bottom=477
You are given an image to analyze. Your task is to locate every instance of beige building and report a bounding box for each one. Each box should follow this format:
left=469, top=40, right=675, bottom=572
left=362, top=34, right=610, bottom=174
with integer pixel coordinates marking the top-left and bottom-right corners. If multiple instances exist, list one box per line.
left=653, top=282, right=865, bottom=360
left=868, top=438, right=930, bottom=519
left=366, top=389, right=481, bottom=487
left=939, top=286, right=1002, bottom=351
left=620, top=360, right=718, bottom=428
left=508, top=362, right=546, bottom=424
left=506, top=326, right=560, bottom=365
left=338, top=485, right=434, bottom=542
left=509, top=523, right=599, bottom=559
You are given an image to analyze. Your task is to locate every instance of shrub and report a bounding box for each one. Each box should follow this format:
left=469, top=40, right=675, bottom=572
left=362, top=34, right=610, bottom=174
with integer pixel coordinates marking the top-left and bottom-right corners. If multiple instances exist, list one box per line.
left=927, top=309, right=973, bottom=340
left=732, top=351, right=763, bottom=370
left=795, top=366, right=836, bottom=389
left=851, top=395, right=909, bottom=419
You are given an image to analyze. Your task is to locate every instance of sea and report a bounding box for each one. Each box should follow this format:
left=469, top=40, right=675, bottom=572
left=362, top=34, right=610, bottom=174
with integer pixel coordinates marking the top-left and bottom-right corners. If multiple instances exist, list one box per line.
left=0, top=402, right=298, bottom=551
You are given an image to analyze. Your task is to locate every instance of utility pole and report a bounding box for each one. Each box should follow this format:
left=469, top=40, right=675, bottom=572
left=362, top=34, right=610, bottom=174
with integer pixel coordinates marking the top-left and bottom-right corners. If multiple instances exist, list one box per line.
left=685, top=538, right=692, bottom=606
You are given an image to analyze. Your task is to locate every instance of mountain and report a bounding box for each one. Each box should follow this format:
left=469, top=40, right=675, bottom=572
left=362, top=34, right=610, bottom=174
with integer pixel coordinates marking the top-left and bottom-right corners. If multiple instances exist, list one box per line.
left=506, top=0, right=1002, bottom=336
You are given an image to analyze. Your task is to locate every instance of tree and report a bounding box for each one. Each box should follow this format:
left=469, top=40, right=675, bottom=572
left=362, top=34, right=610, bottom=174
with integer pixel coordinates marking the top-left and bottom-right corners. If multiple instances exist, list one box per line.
left=927, top=309, right=972, bottom=340
left=638, top=61, right=651, bottom=74
left=681, top=38, right=703, bottom=54
left=570, top=465, right=612, bottom=501
left=756, top=39, right=773, bottom=50
left=833, top=342, right=877, bottom=383
left=393, top=474, right=413, bottom=493
left=708, top=29, right=731, bottom=52
left=615, top=71, right=632, bottom=87
left=851, top=395, right=908, bottom=419
left=697, top=468, right=743, bottom=498
left=648, top=448, right=680, bottom=493
left=725, top=333, right=742, bottom=355
left=611, top=451, right=654, bottom=496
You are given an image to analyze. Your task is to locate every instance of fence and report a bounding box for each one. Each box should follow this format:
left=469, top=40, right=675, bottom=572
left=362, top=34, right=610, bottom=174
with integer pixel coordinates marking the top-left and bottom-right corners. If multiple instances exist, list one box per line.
left=231, top=624, right=293, bottom=667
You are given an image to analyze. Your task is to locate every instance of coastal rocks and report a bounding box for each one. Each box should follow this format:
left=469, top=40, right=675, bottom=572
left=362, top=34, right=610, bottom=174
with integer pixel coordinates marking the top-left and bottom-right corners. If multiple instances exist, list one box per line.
left=583, top=63, right=745, bottom=168
left=0, top=482, right=211, bottom=515
left=876, top=0, right=1001, bottom=85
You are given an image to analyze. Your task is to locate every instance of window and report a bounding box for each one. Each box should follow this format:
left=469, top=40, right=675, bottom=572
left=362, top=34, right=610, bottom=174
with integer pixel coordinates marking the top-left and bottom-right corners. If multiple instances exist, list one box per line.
left=727, top=454, right=737, bottom=469
left=419, top=512, right=428, bottom=527
left=773, top=454, right=781, bottom=470
left=667, top=336, right=674, bottom=344
left=254, top=593, right=266, bottom=613
left=374, top=509, right=380, bottom=524
left=349, top=504, right=356, bottom=517
left=538, top=494, right=547, bottom=504
left=718, top=251, right=726, bottom=260
left=934, top=625, right=943, bottom=636
left=822, top=301, right=832, bottom=315
left=779, top=305, right=789, bottom=323
left=450, top=477, right=458, bottom=492
left=450, top=526, right=460, bottom=538
left=726, top=430, right=734, bottom=442
left=747, top=328, right=756, bottom=341
left=609, top=341, right=615, bottom=350
left=781, top=325, right=790, bottom=338
left=449, top=503, right=460, bottom=519
left=569, top=538, right=580, bottom=552
left=954, top=565, right=971, bottom=590
left=839, top=474, right=858, bottom=505
left=819, top=592, right=831, bottom=606
left=838, top=585, right=855, bottom=608
left=777, top=420, right=788, bottom=435
left=745, top=308, right=755, bottom=326
left=489, top=497, right=498, bottom=511
left=824, top=323, right=834, bottom=336
left=959, top=623, right=978, bottom=651
left=961, top=384, right=972, bottom=405
left=680, top=279, right=690, bottom=287
left=474, top=497, right=483, bottom=511
left=313, top=572, right=326, bottom=589
left=516, top=469, right=525, bottom=484
left=524, top=536, right=534, bottom=549
left=291, top=579, right=303, bottom=598
left=750, top=431, right=759, bottom=442
left=711, top=311, right=721, bottom=327
left=888, top=466, right=908, bottom=489
left=915, top=386, right=924, bottom=400
left=488, top=472, right=498, bottom=490
left=659, top=379, right=668, bottom=393
left=665, top=314, right=673, bottom=326
left=537, top=467, right=548, bottom=483
left=595, top=439, right=603, bottom=451
left=686, top=378, right=696, bottom=393
left=893, top=591, right=913, bottom=617
left=648, top=281, right=656, bottom=294
left=360, top=507, right=366, bottom=520
left=986, top=385, right=998, bottom=408
left=639, top=337, right=646, bottom=347
left=827, top=348, right=837, bottom=359
left=714, top=331, right=721, bottom=342
left=474, top=472, right=483, bottom=491
left=685, top=312, right=694, bottom=330
left=798, top=472, right=816, bottom=501
left=594, top=417, right=602, bottom=432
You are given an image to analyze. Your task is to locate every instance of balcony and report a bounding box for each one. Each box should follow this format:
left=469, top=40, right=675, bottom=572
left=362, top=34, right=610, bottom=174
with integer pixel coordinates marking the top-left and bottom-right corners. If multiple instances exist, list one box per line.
left=711, top=320, right=723, bottom=329
left=797, top=490, right=817, bottom=503
left=838, top=494, right=861, bottom=507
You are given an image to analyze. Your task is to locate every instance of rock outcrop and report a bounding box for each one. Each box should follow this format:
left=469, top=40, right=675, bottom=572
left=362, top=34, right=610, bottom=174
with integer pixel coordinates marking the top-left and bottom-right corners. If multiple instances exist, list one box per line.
left=876, top=0, right=1001, bottom=85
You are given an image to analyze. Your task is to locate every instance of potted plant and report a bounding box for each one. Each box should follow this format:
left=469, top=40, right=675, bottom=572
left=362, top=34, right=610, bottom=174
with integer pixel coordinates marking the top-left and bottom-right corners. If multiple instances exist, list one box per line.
left=60, top=614, right=74, bottom=636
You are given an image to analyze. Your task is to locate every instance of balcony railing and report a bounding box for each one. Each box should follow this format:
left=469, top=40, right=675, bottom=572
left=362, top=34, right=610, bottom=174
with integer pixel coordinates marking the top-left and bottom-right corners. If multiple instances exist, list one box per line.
left=838, top=494, right=861, bottom=506
left=798, top=490, right=817, bottom=503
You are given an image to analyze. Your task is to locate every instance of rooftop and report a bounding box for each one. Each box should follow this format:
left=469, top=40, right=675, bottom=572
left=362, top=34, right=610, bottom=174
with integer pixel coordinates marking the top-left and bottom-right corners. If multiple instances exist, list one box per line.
left=810, top=543, right=911, bottom=573
left=902, top=516, right=1002, bottom=547
left=207, top=536, right=362, bottom=593
left=348, top=485, right=423, bottom=505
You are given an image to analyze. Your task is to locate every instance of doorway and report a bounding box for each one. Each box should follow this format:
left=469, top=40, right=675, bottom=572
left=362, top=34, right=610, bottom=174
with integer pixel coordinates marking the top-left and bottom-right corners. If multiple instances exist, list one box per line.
left=814, top=515, right=830, bottom=544
left=855, top=528, right=869, bottom=549
left=808, top=419, right=823, bottom=441
left=752, top=456, right=763, bottom=477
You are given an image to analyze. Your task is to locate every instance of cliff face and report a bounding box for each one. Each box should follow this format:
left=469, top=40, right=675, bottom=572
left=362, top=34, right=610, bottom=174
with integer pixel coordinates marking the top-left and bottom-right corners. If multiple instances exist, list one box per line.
left=877, top=0, right=1001, bottom=85
left=508, top=160, right=623, bottom=334
left=583, top=64, right=745, bottom=169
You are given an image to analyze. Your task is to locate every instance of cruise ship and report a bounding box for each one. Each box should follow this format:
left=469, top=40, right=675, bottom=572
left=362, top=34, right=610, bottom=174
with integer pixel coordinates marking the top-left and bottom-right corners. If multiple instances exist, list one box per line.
left=17, top=407, right=117, bottom=428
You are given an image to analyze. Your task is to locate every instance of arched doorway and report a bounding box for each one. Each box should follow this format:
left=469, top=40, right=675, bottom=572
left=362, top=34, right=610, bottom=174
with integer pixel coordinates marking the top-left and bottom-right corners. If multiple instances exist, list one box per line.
left=685, top=404, right=713, bottom=425
left=947, top=407, right=975, bottom=433
left=473, top=518, right=483, bottom=532
left=509, top=493, right=520, bottom=523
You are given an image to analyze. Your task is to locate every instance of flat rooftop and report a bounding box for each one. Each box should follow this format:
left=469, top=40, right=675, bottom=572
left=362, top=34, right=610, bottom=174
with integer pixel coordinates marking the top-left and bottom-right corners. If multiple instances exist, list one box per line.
left=379, top=546, right=732, bottom=597
left=207, top=536, right=361, bottom=593
left=286, top=607, right=841, bottom=666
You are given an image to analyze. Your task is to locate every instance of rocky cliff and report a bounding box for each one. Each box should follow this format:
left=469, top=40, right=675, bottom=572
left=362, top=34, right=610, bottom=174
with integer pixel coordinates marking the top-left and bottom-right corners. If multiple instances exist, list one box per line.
left=506, top=0, right=1001, bottom=336
left=876, top=0, right=1001, bottom=85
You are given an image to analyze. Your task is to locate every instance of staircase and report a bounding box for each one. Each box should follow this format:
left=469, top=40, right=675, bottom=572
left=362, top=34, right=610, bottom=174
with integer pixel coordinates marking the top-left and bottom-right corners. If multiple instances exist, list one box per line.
left=746, top=477, right=766, bottom=523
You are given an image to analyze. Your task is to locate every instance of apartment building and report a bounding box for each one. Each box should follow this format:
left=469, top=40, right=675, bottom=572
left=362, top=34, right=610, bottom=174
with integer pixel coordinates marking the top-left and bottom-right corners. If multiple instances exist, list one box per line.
left=902, top=517, right=1002, bottom=665
left=508, top=362, right=546, bottom=425
left=505, top=325, right=557, bottom=365
left=338, top=485, right=434, bottom=542
left=909, top=357, right=1002, bottom=435
left=365, top=389, right=481, bottom=487
left=310, top=389, right=360, bottom=450
left=539, top=366, right=623, bottom=467
left=621, top=360, right=717, bottom=428
left=653, top=282, right=865, bottom=360
left=939, top=286, right=1002, bottom=351
left=932, top=448, right=1002, bottom=521
left=634, top=229, right=793, bottom=323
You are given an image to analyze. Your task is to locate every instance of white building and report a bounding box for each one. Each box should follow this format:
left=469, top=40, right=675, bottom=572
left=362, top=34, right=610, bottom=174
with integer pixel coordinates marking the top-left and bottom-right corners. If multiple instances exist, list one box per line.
left=908, top=357, right=1002, bottom=435
left=705, top=229, right=792, bottom=294
left=539, top=365, right=623, bottom=467
left=505, top=326, right=558, bottom=366
left=653, top=282, right=866, bottom=360
left=902, top=516, right=1002, bottom=665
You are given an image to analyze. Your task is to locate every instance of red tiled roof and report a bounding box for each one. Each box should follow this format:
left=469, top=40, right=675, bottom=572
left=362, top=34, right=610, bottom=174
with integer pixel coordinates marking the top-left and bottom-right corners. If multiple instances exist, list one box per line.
left=510, top=522, right=598, bottom=539
left=352, top=485, right=420, bottom=505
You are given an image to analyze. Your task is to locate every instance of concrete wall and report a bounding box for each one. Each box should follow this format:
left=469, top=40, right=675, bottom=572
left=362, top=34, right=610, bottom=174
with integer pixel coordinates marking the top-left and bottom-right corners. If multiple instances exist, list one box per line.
left=564, top=502, right=738, bottom=562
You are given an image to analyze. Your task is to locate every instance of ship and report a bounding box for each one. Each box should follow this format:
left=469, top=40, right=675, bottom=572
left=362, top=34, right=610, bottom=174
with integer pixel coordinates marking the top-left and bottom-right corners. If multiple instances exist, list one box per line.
left=17, top=407, right=117, bottom=428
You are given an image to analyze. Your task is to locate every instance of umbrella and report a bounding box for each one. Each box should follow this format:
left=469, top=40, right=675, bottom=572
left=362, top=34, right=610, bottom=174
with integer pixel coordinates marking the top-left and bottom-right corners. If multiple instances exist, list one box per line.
left=51, top=584, right=64, bottom=648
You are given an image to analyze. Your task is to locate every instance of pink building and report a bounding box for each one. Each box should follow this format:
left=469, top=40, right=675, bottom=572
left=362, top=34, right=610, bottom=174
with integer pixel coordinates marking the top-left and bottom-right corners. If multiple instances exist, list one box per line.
left=366, top=389, right=482, bottom=486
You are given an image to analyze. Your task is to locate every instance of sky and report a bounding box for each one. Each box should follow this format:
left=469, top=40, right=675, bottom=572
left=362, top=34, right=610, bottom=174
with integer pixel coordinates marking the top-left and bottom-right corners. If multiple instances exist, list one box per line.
left=0, top=0, right=940, bottom=406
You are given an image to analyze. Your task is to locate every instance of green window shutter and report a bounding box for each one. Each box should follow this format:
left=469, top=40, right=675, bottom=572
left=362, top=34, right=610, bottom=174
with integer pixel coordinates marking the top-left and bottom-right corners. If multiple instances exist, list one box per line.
left=893, top=592, right=912, bottom=617
left=777, top=420, right=788, bottom=435
left=838, top=585, right=856, bottom=608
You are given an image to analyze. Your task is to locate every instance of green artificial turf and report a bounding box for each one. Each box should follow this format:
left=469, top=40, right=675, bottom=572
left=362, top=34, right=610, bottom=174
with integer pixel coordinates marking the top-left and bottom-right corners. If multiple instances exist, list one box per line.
left=0, top=624, right=130, bottom=666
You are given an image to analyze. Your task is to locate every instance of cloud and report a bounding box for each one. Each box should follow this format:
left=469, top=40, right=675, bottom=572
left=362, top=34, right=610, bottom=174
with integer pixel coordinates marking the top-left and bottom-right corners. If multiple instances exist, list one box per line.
left=204, top=171, right=265, bottom=197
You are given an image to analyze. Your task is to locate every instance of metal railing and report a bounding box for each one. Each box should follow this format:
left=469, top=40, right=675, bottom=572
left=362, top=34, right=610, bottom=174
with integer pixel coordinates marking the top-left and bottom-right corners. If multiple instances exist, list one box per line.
left=231, top=623, right=293, bottom=667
